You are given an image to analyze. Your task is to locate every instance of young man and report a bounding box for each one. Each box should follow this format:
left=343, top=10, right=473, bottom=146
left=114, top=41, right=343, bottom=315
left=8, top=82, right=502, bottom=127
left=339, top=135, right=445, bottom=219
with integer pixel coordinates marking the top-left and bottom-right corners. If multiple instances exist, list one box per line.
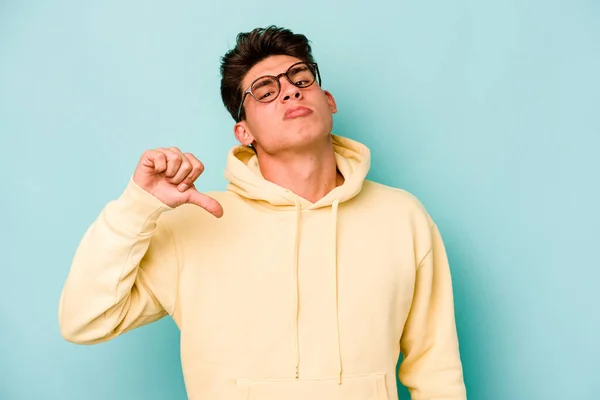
left=59, top=26, right=467, bottom=399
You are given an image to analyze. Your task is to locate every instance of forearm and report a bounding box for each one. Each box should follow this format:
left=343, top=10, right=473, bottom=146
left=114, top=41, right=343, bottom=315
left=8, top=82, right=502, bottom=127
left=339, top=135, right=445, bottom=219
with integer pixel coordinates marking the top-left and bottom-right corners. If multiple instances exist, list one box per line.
left=58, top=179, right=175, bottom=344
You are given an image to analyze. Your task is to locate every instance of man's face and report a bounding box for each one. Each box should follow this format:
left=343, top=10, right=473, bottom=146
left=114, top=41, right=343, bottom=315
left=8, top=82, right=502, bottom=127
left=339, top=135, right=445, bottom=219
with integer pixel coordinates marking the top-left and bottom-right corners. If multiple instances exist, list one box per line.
left=234, top=55, right=337, bottom=155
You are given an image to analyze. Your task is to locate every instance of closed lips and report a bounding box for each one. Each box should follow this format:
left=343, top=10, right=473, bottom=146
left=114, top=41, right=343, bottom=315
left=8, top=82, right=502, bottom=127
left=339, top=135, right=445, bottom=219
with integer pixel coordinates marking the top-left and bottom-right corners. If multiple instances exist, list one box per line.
left=284, top=106, right=312, bottom=119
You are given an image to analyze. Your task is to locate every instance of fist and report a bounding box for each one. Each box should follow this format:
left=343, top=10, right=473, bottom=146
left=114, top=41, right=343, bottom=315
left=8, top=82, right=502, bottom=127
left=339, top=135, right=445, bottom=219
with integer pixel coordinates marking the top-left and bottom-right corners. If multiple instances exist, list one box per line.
left=132, top=147, right=223, bottom=218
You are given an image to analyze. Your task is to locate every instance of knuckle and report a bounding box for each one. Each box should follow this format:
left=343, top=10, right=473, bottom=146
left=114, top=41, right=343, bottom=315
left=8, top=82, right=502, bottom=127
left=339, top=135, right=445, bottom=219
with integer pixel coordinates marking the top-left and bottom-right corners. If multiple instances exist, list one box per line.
left=169, top=153, right=182, bottom=163
left=182, top=164, right=193, bottom=176
left=181, top=156, right=192, bottom=168
left=143, top=149, right=156, bottom=158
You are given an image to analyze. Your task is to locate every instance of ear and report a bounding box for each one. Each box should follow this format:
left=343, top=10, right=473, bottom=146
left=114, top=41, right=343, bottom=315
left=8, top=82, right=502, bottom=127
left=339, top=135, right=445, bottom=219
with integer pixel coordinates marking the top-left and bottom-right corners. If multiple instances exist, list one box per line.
left=323, top=90, right=338, bottom=114
left=234, top=121, right=255, bottom=146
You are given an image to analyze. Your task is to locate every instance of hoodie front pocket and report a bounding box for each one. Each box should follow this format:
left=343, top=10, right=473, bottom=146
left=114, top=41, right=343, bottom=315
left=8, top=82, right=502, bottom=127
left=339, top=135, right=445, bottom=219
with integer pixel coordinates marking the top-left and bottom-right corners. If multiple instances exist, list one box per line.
left=237, top=373, right=389, bottom=400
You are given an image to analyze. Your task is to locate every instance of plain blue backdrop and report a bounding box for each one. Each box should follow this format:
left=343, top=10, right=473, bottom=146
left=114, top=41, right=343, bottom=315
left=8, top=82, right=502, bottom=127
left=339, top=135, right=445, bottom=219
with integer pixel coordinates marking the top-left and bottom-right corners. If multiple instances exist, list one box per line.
left=1, top=1, right=599, bottom=399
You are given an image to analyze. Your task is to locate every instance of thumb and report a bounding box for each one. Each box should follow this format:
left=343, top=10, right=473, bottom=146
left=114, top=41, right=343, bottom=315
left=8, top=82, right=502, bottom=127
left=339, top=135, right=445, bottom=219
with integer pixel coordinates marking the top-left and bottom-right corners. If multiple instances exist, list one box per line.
left=186, top=187, right=224, bottom=218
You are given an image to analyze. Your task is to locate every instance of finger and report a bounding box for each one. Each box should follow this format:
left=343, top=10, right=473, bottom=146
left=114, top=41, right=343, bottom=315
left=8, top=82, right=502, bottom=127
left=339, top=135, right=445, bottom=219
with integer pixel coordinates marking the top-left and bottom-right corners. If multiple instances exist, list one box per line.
left=186, top=188, right=224, bottom=218
left=177, top=153, right=205, bottom=192
left=157, top=148, right=183, bottom=178
left=170, top=152, right=193, bottom=186
left=143, top=150, right=167, bottom=174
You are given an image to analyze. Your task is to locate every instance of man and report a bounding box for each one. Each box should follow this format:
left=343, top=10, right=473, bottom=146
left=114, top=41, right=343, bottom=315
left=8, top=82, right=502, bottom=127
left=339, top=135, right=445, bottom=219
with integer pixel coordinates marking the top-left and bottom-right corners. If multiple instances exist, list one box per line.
left=59, top=26, right=467, bottom=399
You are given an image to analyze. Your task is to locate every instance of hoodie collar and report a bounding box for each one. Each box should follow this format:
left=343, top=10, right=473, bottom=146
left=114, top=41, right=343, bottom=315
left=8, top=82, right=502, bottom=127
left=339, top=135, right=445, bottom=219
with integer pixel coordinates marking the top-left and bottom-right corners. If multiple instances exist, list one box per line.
left=224, top=134, right=371, bottom=209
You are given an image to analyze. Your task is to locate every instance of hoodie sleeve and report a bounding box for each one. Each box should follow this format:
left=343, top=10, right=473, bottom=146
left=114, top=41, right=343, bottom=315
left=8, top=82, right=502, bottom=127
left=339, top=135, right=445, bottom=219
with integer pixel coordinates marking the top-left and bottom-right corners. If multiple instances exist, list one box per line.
left=398, top=223, right=467, bottom=399
left=58, top=178, right=179, bottom=345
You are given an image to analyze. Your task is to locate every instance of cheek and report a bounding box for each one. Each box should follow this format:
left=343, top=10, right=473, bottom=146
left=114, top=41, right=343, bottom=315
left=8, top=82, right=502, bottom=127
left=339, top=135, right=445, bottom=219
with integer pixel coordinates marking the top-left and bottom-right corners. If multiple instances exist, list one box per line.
left=250, top=101, right=279, bottom=120
left=315, top=96, right=334, bottom=120
left=247, top=102, right=268, bottom=124
left=247, top=104, right=282, bottom=140
left=314, top=91, right=333, bottom=112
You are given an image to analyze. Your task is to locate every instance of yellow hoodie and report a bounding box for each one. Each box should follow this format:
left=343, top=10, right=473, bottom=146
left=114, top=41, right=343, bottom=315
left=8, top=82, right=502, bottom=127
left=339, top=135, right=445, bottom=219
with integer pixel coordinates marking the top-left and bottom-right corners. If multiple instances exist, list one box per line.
left=59, top=134, right=466, bottom=400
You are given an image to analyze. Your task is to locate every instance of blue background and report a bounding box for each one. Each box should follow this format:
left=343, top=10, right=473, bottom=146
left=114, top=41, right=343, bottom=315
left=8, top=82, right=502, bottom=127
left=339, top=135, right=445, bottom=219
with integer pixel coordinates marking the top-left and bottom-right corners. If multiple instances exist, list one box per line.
left=1, top=1, right=599, bottom=399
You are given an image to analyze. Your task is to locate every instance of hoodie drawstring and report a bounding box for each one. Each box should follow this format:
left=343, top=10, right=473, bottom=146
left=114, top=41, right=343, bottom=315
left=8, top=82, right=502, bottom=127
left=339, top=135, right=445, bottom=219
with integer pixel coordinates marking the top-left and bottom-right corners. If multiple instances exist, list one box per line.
left=292, top=195, right=301, bottom=379
left=290, top=195, right=343, bottom=385
left=331, top=199, right=343, bottom=385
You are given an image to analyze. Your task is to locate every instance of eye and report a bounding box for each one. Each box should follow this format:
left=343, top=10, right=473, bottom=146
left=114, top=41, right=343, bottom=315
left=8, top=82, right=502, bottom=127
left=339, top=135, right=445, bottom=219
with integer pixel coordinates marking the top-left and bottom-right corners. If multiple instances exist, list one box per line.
left=259, top=91, right=275, bottom=100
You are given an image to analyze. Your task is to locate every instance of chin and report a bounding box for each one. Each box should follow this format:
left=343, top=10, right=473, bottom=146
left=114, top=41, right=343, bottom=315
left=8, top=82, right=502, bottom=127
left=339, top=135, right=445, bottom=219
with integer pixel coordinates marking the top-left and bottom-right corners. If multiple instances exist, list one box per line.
left=283, top=128, right=329, bottom=154
left=293, top=123, right=327, bottom=141
left=295, top=115, right=331, bottom=137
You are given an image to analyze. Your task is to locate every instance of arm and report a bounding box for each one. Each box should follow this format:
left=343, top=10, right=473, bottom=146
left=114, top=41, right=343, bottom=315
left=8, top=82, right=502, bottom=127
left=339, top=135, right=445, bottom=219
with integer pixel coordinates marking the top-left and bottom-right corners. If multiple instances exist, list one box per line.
left=58, top=179, right=178, bottom=344
left=399, top=223, right=467, bottom=399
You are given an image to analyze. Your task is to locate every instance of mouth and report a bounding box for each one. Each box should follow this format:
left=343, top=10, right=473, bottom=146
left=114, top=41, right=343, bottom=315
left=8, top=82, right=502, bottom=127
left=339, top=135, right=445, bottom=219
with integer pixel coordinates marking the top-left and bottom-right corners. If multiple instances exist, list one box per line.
left=283, top=106, right=312, bottom=120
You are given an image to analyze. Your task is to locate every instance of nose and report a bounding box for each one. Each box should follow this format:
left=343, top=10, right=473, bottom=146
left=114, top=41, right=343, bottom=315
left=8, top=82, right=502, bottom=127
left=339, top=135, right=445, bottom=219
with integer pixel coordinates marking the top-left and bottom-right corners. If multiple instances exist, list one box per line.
left=279, top=78, right=302, bottom=102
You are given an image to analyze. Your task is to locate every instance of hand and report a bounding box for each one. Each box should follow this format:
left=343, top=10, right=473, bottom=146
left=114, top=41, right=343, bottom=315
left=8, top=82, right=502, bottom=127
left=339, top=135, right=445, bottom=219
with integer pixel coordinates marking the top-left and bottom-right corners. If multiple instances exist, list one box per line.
left=132, top=147, right=223, bottom=218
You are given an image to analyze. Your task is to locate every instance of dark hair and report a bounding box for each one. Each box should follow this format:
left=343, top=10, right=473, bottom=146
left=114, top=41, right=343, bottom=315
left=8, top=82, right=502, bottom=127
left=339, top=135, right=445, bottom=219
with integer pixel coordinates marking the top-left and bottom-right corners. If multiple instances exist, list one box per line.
left=220, top=26, right=316, bottom=122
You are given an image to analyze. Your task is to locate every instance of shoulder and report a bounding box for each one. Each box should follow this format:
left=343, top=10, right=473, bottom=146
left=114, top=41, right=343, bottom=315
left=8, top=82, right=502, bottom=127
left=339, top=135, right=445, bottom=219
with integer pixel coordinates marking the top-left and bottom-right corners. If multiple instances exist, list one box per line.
left=358, top=180, right=434, bottom=225
left=358, top=180, right=438, bottom=260
left=361, top=180, right=422, bottom=203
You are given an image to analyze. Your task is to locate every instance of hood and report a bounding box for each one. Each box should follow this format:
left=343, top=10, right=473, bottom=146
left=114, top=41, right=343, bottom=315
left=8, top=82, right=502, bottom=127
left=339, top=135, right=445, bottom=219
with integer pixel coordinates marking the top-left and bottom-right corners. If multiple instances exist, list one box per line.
left=224, top=134, right=371, bottom=209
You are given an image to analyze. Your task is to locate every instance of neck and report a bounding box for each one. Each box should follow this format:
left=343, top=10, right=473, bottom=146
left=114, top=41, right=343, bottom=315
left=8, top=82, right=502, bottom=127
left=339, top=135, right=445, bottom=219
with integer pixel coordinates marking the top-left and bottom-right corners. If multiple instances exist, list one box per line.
left=256, top=135, right=344, bottom=203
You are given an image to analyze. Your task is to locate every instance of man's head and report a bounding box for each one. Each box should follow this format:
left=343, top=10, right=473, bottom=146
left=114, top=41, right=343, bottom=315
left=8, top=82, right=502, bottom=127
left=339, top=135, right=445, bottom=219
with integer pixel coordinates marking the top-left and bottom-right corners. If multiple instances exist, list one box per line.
left=220, top=26, right=337, bottom=155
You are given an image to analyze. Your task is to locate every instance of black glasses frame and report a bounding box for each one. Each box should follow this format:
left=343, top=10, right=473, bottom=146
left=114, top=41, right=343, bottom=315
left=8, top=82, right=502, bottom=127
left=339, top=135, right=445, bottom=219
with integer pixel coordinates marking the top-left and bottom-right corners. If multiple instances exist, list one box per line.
left=236, top=61, right=321, bottom=122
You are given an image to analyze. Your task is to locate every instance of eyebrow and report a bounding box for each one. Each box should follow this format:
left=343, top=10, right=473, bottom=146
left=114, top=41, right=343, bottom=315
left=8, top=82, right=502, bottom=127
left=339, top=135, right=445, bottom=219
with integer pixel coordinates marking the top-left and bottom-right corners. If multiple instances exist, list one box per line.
left=252, top=77, right=276, bottom=90
left=288, top=65, right=309, bottom=75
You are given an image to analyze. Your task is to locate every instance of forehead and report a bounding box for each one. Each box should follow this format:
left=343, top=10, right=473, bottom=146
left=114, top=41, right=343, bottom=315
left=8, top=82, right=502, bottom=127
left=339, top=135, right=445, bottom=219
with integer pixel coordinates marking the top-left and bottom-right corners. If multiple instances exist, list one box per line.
left=241, top=55, right=303, bottom=89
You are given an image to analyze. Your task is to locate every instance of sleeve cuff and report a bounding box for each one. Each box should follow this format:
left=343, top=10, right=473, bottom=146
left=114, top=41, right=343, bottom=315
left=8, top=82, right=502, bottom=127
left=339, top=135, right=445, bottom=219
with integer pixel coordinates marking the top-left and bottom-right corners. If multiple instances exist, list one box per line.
left=107, top=177, right=174, bottom=234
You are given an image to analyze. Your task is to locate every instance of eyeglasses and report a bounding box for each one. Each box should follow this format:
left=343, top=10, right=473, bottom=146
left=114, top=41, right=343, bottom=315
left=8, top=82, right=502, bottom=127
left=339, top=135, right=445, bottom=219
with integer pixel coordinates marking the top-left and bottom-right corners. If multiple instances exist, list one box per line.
left=236, top=61, right=321, bottom=122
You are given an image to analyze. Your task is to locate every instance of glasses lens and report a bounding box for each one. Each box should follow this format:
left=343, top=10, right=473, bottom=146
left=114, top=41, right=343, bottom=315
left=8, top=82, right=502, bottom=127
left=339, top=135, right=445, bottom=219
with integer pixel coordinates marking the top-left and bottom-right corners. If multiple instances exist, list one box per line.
left=288, top=63, right=315, bottom=87
left=251, top=77, right=279, bottom=103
